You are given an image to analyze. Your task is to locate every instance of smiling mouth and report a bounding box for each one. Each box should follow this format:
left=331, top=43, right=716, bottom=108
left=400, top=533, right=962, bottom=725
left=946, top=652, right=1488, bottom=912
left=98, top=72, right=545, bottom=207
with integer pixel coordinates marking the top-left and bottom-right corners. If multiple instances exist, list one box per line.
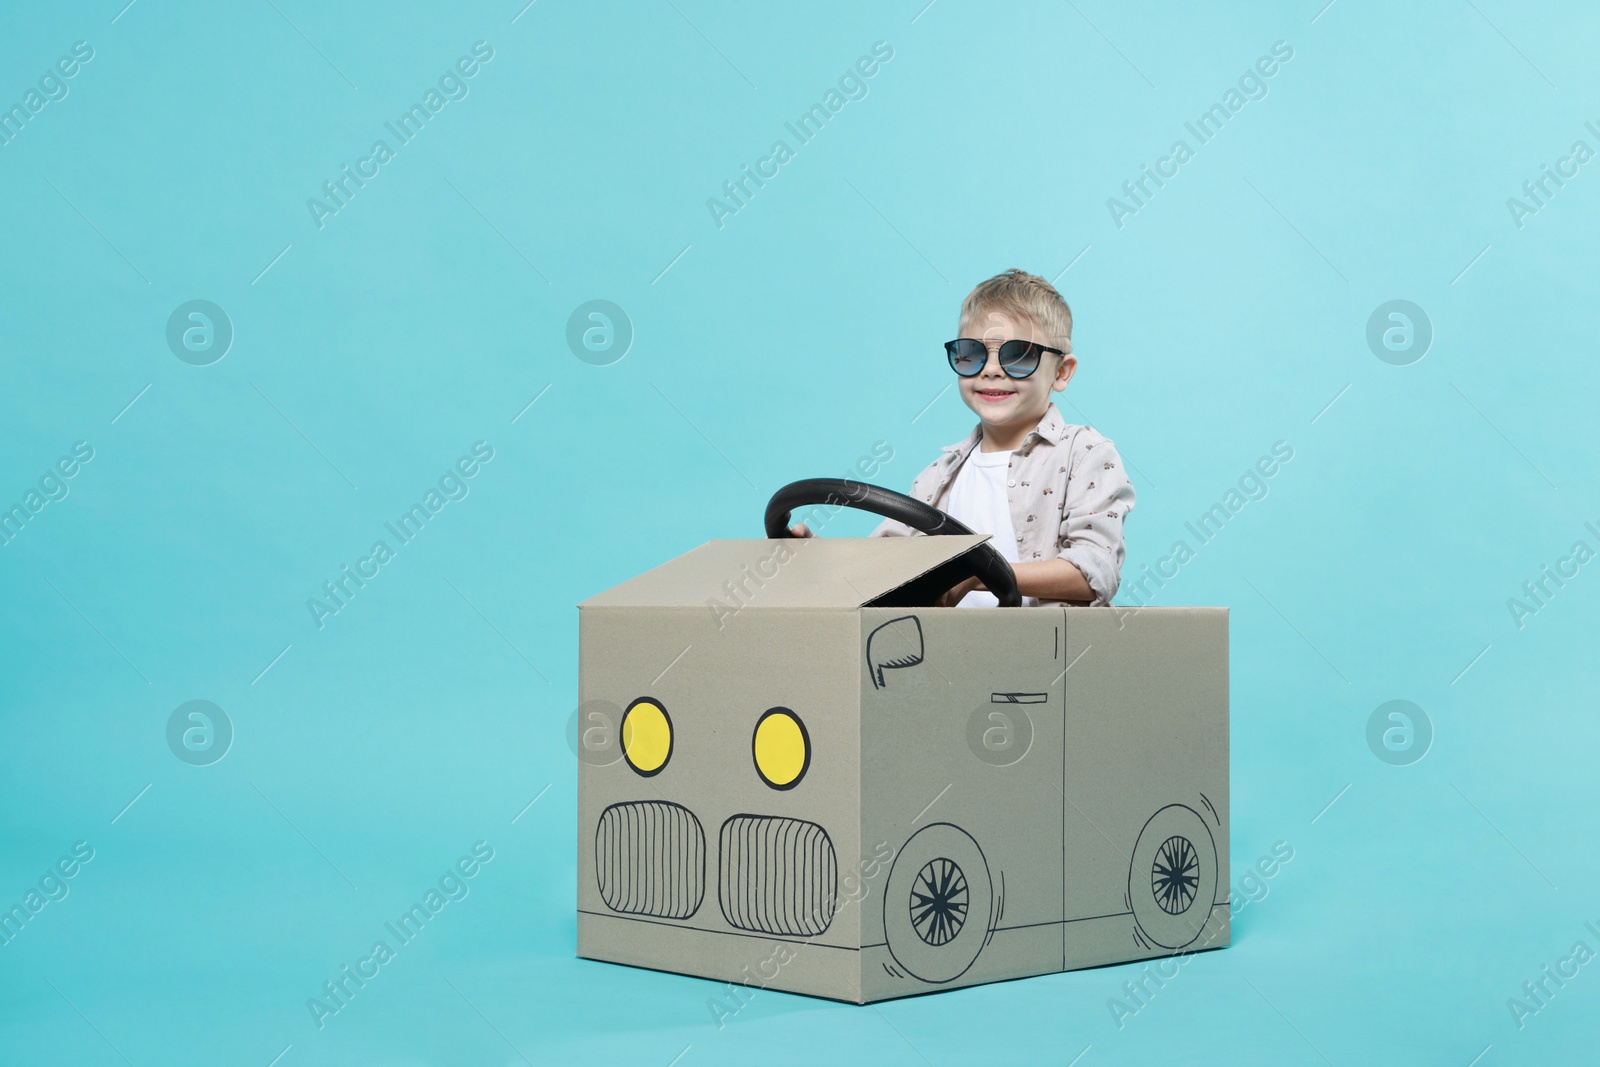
left=975, top=388, right=1014, bottom=402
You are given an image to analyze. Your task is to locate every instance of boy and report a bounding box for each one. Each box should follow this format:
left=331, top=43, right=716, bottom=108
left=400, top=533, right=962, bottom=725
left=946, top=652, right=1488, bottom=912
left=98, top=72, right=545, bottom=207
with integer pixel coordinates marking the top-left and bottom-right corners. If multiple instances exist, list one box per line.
left=792, top=269, right=1133, bottom=607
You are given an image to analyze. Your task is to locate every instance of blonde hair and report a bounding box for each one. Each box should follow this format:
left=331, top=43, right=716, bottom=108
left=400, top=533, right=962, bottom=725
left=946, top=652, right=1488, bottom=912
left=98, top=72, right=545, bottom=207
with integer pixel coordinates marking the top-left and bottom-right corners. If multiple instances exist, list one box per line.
left=958, top=268, right=1073, bottom=352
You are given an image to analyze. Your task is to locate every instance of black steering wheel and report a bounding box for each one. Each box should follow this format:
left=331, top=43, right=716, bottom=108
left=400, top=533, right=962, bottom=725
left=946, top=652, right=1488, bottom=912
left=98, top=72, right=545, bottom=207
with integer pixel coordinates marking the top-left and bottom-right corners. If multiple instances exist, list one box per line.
left=764, top=478, right=1021, bottom=607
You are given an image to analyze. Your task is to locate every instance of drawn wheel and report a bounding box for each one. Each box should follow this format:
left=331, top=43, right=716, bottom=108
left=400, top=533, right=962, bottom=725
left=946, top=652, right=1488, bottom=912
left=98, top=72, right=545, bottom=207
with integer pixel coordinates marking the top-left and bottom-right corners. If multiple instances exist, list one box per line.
left=883, top=824, right=992, bottom=983
left=1152, top=835, right=1199, bottom=914
left=910, top=858, right=969, bottom=945
left=1129, top=805, right=1217, bottom=950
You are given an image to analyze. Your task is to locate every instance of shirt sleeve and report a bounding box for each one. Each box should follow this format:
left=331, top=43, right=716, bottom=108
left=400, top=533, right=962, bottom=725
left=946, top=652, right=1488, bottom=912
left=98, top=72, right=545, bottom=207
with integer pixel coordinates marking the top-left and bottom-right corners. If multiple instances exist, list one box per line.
left=1056, top=437, right=1135, bottom=605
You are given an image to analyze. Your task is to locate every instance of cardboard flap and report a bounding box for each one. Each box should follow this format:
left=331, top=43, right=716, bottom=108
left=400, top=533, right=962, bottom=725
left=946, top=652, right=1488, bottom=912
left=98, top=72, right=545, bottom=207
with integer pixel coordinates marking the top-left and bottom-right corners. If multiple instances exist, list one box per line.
left=580, top=536, right=993, bottom=609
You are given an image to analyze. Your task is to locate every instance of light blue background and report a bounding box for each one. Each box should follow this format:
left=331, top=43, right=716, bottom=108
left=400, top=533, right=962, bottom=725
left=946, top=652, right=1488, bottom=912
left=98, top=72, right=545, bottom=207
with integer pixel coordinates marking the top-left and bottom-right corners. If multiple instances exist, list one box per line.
left=3, top=1, right=1596, bottom=1064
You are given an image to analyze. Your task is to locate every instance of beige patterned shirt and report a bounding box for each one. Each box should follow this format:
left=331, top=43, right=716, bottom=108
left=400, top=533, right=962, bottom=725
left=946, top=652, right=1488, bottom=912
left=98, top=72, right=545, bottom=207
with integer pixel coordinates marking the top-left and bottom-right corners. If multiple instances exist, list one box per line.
left=870, top=404, right=1134, bottom=605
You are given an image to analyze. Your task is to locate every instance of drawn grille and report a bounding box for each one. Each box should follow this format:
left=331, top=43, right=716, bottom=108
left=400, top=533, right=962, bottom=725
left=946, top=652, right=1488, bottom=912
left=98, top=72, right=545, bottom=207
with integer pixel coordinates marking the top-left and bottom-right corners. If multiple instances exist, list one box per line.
left=718, top=815, right=837, bottom=937
left=595, top=801, right=705, bottom=919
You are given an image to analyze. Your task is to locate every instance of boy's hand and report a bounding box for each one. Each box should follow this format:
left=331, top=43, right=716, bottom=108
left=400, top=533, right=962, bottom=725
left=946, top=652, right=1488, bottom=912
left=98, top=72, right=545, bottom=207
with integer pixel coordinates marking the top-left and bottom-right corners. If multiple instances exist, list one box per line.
left=936, top=575, right=986, bottom=607
left=788, top=523, right=814, bottom=538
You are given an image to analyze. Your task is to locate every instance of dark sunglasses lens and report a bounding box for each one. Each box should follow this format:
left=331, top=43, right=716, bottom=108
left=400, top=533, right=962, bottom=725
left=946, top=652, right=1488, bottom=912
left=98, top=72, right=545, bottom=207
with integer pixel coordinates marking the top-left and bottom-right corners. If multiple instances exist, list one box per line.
left=946, top=340, right=987, bottom=376
left=998, top=341, right=1043, bottom=379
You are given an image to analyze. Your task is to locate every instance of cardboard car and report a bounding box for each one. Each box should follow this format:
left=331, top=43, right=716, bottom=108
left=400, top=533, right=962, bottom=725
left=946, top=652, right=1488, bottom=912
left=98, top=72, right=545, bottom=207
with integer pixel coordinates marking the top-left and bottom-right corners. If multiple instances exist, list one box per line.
left=575, top=479, right=1229, bottom=1003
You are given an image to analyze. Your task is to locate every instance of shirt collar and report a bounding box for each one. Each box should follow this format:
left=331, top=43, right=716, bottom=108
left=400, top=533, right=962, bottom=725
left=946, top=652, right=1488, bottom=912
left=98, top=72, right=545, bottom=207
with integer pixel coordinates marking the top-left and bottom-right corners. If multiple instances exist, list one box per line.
left=940, top=403, right=1068, bottom=457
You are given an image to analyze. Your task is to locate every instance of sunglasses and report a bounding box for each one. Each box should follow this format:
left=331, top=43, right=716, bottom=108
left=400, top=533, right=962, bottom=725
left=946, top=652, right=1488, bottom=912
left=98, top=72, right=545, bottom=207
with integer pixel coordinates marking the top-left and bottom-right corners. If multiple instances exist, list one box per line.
left=945, top=338, right=1066, bottom=379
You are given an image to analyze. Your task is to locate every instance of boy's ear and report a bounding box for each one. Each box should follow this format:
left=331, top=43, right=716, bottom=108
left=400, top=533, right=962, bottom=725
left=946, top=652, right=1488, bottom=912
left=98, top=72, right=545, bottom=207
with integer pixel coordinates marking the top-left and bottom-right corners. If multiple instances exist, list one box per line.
left=1052, top=352, right=1078, bottom=391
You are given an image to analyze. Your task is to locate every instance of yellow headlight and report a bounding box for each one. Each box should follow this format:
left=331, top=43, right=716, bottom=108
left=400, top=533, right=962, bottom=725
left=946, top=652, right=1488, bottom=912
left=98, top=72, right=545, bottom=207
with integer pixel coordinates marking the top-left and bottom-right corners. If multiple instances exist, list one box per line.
left=752, top=708, right=809, bottom=789
left=621, top=698, right=672, bottom=776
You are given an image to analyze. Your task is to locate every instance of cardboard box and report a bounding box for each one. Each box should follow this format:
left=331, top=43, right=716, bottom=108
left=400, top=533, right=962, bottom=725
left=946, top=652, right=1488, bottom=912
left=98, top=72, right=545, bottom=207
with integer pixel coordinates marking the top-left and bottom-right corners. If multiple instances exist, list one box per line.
left=576, top=534, right=1228, bottom=1004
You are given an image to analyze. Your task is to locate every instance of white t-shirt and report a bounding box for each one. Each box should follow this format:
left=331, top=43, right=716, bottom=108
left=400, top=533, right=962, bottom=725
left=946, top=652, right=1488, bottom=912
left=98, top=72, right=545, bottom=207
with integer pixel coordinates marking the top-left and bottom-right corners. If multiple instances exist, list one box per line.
left=942, top=448, right=1039, bottom=607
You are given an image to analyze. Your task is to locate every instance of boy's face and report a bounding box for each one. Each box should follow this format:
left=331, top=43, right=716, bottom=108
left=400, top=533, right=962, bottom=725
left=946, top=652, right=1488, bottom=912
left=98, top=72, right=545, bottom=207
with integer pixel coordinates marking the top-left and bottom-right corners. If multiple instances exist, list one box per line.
left=955, top=310, right=1076, bottom=439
